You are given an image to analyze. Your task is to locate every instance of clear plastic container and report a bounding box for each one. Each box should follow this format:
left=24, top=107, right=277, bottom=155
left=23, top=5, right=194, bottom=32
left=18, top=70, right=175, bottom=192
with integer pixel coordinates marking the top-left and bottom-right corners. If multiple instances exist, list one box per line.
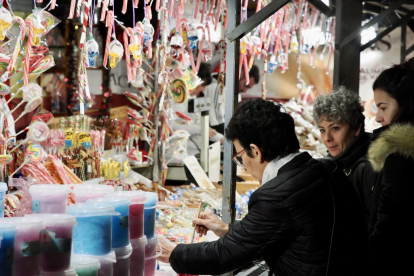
left=112, top=191, right=146, bottom=239
left=0, top=224, right=17, bottom=276
left=144, top=236, right=159, bottom=276
left=0, top=182, right=7, bottom=218
left=144, top=192, right=158, bottom=239
left=71, top=255, right=101, bottom=276
left=68, top=202, right=119, bottom=255
left=0, top=217, right=44, bottom=276
left=113, top=243, right=133, bottom=276
left=88, top=196, right=131, bottom=248
left=29, top=184, right=71, bottom=214
left=42, top=268, right=77, bottom=276
left=73, top=184, right=114, bottom=203
left=130, top=236, right=147, bottom=276
left=26, top=214, right=76, bottom=272
left=95, top=251, right=116, bottom=276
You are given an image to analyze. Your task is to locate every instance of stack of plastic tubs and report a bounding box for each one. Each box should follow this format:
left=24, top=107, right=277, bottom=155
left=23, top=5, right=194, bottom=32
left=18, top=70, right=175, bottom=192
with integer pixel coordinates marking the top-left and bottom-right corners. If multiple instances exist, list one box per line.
left=144, top=193, right=159, bottom=276
left=0, top=217, right=44, bottom=276
left=0, top=224, right=17, bottom=276
left=89, top=196, right=133, bottom=276
left=72, top=184, right=114, bottom=203
left=68, top=202, right=119, bottom=276
left=29, top=185, right=71, bottom=214
left=113, top=191, right=146, bottom=276
left=26, top=214, right=76, bottom=274
left=0, top=182, right=7, bottom=217
left=71, top=255, right=101, bottom=276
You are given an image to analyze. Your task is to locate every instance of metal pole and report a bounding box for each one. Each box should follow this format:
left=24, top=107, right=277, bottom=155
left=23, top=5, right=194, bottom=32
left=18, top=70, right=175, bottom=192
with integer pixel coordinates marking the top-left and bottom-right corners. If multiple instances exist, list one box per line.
left=401, top=20, right=407, bottom=63
left=333, top=0, right=362, bottom=93
left=152, top=9, right=163, bottom=183
left=222, top=0, right=240, bottom=228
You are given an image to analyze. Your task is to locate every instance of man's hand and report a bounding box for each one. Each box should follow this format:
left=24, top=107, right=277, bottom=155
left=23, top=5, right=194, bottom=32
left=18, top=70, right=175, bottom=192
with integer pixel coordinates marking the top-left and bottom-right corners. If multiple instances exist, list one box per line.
left=209, top=128, right=217, bottom=138
left=193, top=211, right=229, bottom=238
left=157, top=236, right=177, bottom=263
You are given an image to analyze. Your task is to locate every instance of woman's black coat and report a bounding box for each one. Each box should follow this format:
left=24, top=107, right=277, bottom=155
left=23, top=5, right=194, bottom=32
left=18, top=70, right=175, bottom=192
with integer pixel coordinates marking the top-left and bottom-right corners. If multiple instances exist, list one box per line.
left=170, top=152, right=373, bottom=276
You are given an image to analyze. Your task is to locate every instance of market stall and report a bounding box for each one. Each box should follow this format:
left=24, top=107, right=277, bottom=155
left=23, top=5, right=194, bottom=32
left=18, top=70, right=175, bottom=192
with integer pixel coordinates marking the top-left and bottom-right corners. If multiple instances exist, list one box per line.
left=0, top=0, right=396, bottom=275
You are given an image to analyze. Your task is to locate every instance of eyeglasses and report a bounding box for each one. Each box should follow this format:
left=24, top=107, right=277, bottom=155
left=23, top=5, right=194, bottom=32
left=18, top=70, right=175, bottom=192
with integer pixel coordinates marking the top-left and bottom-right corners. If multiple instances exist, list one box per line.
left=232, top=148, right=247, bottom=166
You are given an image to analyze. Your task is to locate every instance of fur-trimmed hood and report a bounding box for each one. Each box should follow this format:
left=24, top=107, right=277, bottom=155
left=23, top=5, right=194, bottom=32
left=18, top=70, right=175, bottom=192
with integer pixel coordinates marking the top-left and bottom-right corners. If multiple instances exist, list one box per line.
left=368, top=123, right=414, bottom=172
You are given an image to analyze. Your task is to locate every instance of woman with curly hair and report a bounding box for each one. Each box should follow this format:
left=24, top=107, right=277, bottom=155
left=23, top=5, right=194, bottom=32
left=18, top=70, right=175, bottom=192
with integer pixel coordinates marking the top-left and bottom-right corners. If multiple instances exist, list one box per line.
left=313, top=86, right=376, bottom=226
left=366, top=58, right=414, bottom=276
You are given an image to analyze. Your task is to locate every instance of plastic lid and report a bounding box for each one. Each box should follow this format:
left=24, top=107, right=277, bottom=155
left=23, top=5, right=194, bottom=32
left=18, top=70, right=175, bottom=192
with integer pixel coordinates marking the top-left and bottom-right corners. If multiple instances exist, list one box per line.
left=0, top=182, right=7, bottom=192
left=26, top=214, right=76, bottom=226
left=113, top=191, right=146, bottom=203
left=42, top=268, right=77, bottom=276
left=0, top=223, right=16, bottom=232
left=113, top=243, right=133, bottom=259
left=130, top=236, right=148, bottom=249
left=88, top=196, right=131, bottom=207
left=144, top=192, right=158, bottom=208
left=71, top=255, right=101, bottom=270
left=0, top=217, right=43, bottom=229
left=74, top=251, right=116, bottom=264
left=67, top=202, right=119, bottom=217
left=29, top=184, right=71, bottom=195
left=73, top=184, right=114, bottom=195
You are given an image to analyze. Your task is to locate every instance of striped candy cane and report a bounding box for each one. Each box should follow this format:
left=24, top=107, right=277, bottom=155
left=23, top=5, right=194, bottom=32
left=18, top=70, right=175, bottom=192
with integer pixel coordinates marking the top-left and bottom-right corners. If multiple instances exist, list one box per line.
left=68, top=0, right=77, bottom=18
left=7, top=17, right=25, bottom=73
left=50, top=0, right=57, bottom=10
left=134, top=0, right=139, bottom=8
left=23, top=20, right=33, bottom=87
left=103, top=11, right=114, bottom=68
left=123, top=27, right=136, bottom=82
left=79, top=0, right=90, bottom=49
left=76, top=0, right=83, bottom=17
left=214, top=0, right=223, bottom=30
left=122, top=0, right=127, bottom=13
left=100, top=0, right=109, bottom=21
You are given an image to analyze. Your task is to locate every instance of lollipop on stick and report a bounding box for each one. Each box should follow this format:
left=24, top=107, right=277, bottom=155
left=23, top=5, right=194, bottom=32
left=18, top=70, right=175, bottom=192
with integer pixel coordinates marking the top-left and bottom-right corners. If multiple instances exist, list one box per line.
left=10, top=121, right=50, bottom=153
left=10, top=97, right=42, bottom=126
left=7, top=83, right=42, bottom=106
left=10, top=143, right=47, bottom=177
left=0, top=82, right=9, bottom=96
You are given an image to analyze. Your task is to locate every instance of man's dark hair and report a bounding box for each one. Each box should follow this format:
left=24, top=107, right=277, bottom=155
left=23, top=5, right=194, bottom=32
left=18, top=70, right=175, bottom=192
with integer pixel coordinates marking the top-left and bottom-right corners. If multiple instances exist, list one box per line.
left=249, top=64, right=260, bottom=84
left=225, top=98, right=300, bottom=161
left=373, top=57, right=414, bottom=124
left=197, top=62, right=212, bottom=86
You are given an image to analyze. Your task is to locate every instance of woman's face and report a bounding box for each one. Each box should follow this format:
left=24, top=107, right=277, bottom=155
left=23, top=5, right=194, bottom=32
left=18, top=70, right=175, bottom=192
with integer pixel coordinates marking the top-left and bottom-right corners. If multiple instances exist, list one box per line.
left=318, top=116, right=360, bottom=157
left=374, top=89, right=399, bottom=126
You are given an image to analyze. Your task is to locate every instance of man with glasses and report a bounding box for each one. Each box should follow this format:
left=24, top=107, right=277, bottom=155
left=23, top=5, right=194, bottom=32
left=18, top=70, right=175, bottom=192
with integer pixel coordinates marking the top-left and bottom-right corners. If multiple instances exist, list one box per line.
left=158, top=99, right=373, bottom=276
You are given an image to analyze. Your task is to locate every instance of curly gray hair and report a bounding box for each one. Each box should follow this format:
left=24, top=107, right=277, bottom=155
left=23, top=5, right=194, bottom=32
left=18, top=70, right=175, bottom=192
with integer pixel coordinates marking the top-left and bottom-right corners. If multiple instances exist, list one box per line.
left=313, top=86, right=365, bottom=130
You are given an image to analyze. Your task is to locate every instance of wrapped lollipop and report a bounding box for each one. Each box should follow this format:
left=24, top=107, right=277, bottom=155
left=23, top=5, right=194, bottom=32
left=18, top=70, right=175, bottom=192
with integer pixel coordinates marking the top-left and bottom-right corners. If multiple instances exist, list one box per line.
left=170, top=33, right=184, bottom=60
left=7, top=83, right=42, bottom=104
left=7, top=84, right=43, bottom=113
left=268, top=54, right=278, bottom=74
left=108, top=40, right=124, bottom=68
left=86, top=37, right=99, bottom=67
left=0, top=4, right=12, bottom=41
left=10, top=97, right=42, bottom=126
left=131, top=68, right=145, bottom=88
left=10, top=142, right=47, bottom=177
left=26, top=10, right=61, bottom=43
left=0, top=81, right=9, bottom=96
left=170, top=79, right=188, bottom=104
left=143, top=21, right=154, bottom=57
left=10, top=120, right=50, bottom=153
left=187, top=24, right=198, bottom=50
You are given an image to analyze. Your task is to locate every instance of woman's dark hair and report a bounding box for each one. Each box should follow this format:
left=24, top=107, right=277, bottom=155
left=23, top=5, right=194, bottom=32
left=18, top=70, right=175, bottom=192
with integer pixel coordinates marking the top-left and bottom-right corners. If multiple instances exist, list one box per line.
left=225, top=98, right=300, bottom=161
left=197, top=62, right=212, bottom=86
left=373, top=57, right=414, bottom=124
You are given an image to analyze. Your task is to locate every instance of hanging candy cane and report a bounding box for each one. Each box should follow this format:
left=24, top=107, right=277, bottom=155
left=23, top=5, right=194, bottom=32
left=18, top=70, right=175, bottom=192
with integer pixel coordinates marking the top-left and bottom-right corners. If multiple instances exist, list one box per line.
left=169, top=0, right=175, bottom=17
left=134, top=0, right=139, bottom=8
left=79, top=0, right=91, bottom=49
left=256, top=0, right=262, bottom=13
left=239, top=36, right=250, bottom=85
left=326, top=18, right=335, bottom=75
left=68, top=0, right=77, bottom=18
left=200, top=0, right=207, bottom=23
left=208, top=0, right=216, bottom=15
left=122, top=0, right=128, bottom=13
left=295, top=0, right=303, bottom=30
left=100, top=0, right=110, bottom=21
left=214, top=0, right=223, bottom=30
left=50, top=0, right=57, bottom=10
left=76, top=0, right=83, bottom=17
left=7, top=17, right=25, bottom=73
left=23, top=20, right=34, bottom=87
left=123, top=27, right=136, bottom=82
left=103, top=10, right=115, bottom=68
